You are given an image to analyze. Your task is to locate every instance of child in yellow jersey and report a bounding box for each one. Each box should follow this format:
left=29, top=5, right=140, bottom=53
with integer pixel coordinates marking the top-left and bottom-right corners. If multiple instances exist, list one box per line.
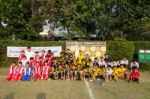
left=95, top=66, right=105, bottom=81
left=116, top=66, right=122, bottom=79
left=89, top=67, right=94, bottom=81
left=120, top=64, right=127, bottom=80
left=112, top=66, right=119, bottom=81
left=93, top=65, right=101, bottom=80
left=77, top=50, right=85, bottom=64
left=84, top=67, right=90, bottom=80
left=101, top=66, right=106, bottom=80
left=81, top=59, right=86, bottom=68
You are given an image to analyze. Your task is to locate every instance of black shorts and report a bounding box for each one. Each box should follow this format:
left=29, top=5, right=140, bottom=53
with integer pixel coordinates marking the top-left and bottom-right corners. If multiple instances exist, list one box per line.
left=96, top=75, right=104, bottom=80
left=76, top=72, right=81, bottom=80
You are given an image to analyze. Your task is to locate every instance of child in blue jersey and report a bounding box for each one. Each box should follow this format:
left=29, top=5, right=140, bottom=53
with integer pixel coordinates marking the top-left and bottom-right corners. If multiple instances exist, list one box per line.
left=22, top=62, right=32, bottom=81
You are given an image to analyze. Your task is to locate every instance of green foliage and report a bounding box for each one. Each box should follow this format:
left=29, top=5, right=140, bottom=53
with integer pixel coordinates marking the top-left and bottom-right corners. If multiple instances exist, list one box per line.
left=140, top=63, right=150, bottom=72
left=133, top=41, right=150, bottom=54
left=107, top=41, right=135, bottom=61
left=0, top=0, right=45, bottom=40
left=0, top=40, right=65, bottom=67
left=0, top=0, right=150, bottom=40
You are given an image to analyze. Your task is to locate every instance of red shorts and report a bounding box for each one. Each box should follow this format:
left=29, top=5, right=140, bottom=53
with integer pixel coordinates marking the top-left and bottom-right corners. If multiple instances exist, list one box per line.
left=15, top=74, right=22, bottom=81
left=6, top=74, right=15, bottom=81
left=35, top=74, right=41, bottom=79
left=42, top=74, right=48, bottom=80
left=131, top=76, right=138, bottom=80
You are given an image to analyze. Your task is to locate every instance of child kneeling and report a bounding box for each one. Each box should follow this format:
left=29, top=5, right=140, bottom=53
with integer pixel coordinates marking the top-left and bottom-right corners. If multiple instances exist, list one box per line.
left=129, top=68, right=140, bottom=83
left=22, top=62, right=32, bottom=81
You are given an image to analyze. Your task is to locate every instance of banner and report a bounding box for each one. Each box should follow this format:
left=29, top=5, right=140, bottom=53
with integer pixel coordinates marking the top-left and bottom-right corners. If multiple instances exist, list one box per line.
left=7, top=46, right=62, bottom=58
left=66, top=41, right=106, bottom=61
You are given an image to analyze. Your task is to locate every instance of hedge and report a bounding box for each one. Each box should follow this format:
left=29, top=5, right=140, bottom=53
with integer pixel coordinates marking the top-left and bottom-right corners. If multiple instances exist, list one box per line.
left=107, top=41, right=135, bottom=61
left=0, top=40, right=65, bottom=67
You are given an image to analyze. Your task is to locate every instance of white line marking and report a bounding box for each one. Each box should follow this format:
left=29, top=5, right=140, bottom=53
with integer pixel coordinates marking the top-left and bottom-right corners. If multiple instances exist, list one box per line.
left=84, top=80, right=95, bottom=99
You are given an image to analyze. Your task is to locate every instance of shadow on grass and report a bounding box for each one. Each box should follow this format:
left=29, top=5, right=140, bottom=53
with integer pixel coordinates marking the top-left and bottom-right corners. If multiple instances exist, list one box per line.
left=36, top=93, right=46, bottom=99
left=4, top=93, right=15, bottom=99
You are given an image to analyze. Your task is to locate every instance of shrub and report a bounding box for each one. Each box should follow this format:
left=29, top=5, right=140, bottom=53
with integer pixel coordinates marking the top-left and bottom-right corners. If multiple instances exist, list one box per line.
left=107, top=41, right=135, bottom=61
left=133, top=41, right=150, bottom=54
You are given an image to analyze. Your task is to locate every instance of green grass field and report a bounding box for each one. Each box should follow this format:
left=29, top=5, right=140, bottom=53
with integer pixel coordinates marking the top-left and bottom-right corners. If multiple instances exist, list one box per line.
left=0, top=68, right=150, bottom=99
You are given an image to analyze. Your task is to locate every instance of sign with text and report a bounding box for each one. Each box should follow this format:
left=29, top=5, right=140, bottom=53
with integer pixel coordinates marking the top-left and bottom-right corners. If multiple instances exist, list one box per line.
left=7, top=46, right=62, bottom=58
left=139, top=50, right=150, bottom=63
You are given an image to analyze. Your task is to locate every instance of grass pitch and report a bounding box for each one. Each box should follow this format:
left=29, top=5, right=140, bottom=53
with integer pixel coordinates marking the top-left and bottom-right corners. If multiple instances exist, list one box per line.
left=0, top=68, right=150, bottom=99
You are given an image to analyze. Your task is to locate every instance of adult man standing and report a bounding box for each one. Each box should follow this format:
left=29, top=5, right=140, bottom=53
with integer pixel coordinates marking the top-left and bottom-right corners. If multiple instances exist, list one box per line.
left=25, top=47, right=34, bottom=62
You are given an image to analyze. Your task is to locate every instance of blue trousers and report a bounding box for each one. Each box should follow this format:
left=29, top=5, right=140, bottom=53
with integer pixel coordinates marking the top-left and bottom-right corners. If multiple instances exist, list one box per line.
left=22, top=75, right=31, bottom=81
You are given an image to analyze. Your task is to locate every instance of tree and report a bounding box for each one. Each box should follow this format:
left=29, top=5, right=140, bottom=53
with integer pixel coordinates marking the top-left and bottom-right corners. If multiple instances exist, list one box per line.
left=0, top=0, right=44, bottom=40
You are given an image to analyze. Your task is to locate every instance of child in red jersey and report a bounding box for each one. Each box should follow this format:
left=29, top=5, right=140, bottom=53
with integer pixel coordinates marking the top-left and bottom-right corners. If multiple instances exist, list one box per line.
left=129, top=68, right=140, bottom=83
left=41, top=61, right=50, bottom=80
left=18, top=50, right=25, bottom=62
left=6, top=62, right=17, bottom=81
left=33, top=51, right=39, bottom=63
left=14, top=62, right=24, bottom=81
left=21, top=55, right=27, bottom=67
left=29, top=57, right=35, bottom=69
left=46, top=50, right=54, bottom=66
left=40, top=50, right=46, bottom=61
left=38, top=57, right=44, bottom=70
left=34, top=62, right=41, bottom=79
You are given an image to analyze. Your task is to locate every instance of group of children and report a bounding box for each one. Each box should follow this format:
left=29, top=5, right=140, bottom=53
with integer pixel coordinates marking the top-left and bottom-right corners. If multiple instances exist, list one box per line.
left=6, top=48, right=140, bottom=83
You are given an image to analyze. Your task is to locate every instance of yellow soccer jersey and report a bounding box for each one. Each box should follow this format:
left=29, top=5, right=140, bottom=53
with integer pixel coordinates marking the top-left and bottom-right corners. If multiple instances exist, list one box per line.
left=82, top=60, right=86, bottom=67
left=84, top=69, right=89, bottom=75
left=120, top=68, right=127, bottom=77
left=102, top=68, right=106, bottom=76
left=112, top=68, right=119, bottom=80
left=117, top=68, right=122, bottom=75
left=77, top=54, right=85, bottom=64
left=93, top=68, right=101, bottom=77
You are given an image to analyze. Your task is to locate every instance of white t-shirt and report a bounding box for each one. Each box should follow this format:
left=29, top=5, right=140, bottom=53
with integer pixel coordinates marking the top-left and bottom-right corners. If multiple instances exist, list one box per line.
left=99, top=61, right=107, bottom=68
left=106, top=68, right=112, bottom=75
left=110, top=61, right=118, bottom=67
left=120, top=59, right=129, bottom=65
left=25, top=51, right=34, bottom=61
left=130, top=62, right=139, bottom=68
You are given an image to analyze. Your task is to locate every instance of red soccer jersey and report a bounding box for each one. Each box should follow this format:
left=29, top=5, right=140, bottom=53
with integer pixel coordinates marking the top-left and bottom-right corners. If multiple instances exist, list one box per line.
left=42, top=66, right=50, bottom=75
left=18, top=54, right=25, bottom=62
left=29, top=60, right=35, bottom=66
left=34, top=55, right=39, bottom=63
left=9, top=65, right=17, bottom=74
left=41, top=53, right=46, bottom=61
left=16, top=67, right=24, bottom=75
left=130, top=70, right=140, bottom=78
left=47, top=53, right=54, bottom=60
left=34, top=65, right=41, bottom=75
